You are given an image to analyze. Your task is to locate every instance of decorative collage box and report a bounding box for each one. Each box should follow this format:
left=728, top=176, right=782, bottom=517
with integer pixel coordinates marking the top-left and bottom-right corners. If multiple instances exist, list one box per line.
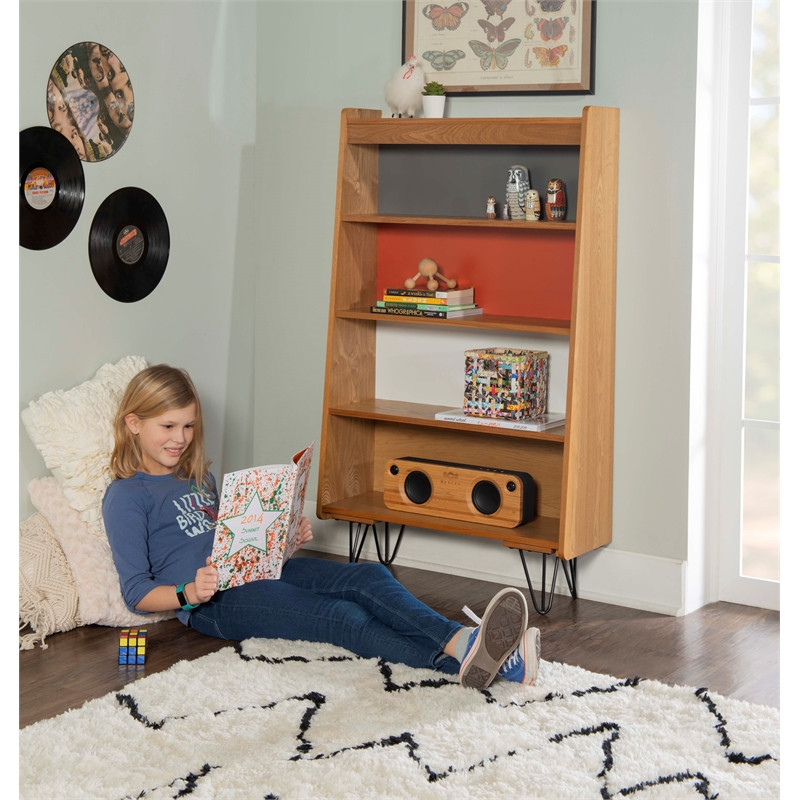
left=463, top=348, right=549, bottom=420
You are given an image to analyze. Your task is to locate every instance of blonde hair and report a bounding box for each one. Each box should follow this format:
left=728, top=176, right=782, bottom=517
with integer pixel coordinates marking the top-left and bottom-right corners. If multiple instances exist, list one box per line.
left=110, top=364, right=211, bottom=490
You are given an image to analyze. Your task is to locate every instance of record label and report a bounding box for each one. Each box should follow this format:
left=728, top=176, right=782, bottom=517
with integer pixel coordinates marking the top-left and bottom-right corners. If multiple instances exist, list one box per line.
left=116, top=225, right=145, bottom=265
left=89, top=187, right=170, bottom=303
left=23, top=167, right=57, bottom=211
left=19, top=126, right=86, bottom=249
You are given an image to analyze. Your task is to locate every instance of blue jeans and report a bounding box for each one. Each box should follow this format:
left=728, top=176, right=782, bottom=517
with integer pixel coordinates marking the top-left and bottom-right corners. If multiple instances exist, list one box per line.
left=189, top=557, right=462, bottom=674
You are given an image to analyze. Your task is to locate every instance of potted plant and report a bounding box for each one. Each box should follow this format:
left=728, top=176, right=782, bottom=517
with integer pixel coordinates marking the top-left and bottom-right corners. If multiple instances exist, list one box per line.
left=421, top=81, right=446, bottom=118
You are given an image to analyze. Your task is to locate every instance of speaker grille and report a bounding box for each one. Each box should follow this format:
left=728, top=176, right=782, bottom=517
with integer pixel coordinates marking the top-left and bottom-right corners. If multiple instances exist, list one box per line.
left=404, top=470, right=432, bottom=504
left=471, top=480, right=501, bottom=515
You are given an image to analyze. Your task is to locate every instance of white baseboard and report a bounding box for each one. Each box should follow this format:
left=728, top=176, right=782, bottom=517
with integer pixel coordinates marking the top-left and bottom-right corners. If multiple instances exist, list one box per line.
left=304, top=512, right=687, bottom=617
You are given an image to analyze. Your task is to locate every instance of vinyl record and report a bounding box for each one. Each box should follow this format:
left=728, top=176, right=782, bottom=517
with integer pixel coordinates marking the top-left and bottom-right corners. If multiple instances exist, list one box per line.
left=20, top=126, right=85, bottom=250
left=47, top=42, right=134, bottom=162
left=89, top=187, right=170, bottom=302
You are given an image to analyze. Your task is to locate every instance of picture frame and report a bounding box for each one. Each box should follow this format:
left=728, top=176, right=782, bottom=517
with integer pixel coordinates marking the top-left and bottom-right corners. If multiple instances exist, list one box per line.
left=402, top=0, right=595, bottom=95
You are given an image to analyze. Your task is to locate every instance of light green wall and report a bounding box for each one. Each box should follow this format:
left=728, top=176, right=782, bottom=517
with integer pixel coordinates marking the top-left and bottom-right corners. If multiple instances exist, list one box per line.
left=18, top=1, right=259, bottom=513
left=252, top=0, right=699, bottom=564
left=19, top=2, right=699, bottom=576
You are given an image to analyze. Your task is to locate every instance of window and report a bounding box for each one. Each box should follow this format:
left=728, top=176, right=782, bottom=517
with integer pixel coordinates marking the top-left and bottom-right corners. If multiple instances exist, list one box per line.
left=691, top=0, right=780, bottom=611
left=740, top=0, right=779, bottom=583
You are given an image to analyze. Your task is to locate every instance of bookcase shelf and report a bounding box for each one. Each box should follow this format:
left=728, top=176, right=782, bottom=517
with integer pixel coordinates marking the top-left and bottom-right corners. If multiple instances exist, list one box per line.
left=334, top=309, right=571, bottom=335
left=317, top=107, right=619, bottom=563
left=341, top=213, right=578, bottom=231
left=344, top=116, right=584, bottom=146
left=321, top=490, right=561, bottom=555
left=326, top=399, right=567, bottom=442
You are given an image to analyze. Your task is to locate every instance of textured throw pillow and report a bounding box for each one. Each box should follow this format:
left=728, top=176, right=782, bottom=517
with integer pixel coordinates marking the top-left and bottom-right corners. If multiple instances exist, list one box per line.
left=19, top=512, right=80, bottom=650
left=21, top=355, right=148, bottom=538
left=28, top=476, right=175, bottom=627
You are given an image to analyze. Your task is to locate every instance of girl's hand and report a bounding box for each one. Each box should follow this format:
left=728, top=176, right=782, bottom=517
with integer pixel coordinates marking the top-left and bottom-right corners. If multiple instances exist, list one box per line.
left=193, top=558, right=219, bottom=603
left=295, top=516, right=313, bottom=549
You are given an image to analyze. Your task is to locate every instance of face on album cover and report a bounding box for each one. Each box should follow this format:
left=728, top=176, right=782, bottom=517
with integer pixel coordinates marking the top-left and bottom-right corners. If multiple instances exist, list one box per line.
left=47, top=41, right=134, bottom=162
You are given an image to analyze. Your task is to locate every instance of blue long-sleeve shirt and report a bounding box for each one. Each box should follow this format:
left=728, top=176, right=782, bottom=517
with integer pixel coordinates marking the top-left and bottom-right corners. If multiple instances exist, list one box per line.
left=103, top=472, right=218, bottom=624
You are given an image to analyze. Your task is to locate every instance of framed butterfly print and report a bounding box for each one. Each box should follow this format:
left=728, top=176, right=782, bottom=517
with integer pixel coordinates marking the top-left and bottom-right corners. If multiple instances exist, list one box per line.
left=402, top=0, right=595, bottom=95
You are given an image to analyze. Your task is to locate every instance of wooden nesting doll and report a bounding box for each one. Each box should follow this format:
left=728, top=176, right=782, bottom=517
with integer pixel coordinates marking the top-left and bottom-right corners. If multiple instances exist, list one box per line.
left=545, top=178, right=566, bottom=221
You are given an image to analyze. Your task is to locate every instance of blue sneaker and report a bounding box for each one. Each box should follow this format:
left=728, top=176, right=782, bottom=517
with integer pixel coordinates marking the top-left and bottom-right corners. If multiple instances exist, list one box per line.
left=498, top=627, right=541, bottom=685
left=459, top=588, right=528, bottom=689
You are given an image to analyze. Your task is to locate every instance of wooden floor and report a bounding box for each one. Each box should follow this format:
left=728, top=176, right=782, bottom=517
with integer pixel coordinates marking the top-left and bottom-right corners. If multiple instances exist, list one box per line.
left=19, top=551, right=780, bottom=729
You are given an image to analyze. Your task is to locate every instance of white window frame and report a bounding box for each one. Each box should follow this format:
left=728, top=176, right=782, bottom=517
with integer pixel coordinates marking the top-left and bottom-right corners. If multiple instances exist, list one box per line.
left=689, top=0, right=779, bottom=612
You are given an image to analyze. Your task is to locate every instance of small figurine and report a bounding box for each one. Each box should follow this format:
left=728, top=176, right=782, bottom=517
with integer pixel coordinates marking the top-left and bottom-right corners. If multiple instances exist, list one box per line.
left=501, top=203, right=510, bottom=220
left=545, top=178, right=567, bottom=221
left=505, top=164, right=530, bottom=220
left=486, top=195, right=497, bottom=219
left=524, top=189, right=541, bottom=221
left=404, top=257, right=457, bottom=291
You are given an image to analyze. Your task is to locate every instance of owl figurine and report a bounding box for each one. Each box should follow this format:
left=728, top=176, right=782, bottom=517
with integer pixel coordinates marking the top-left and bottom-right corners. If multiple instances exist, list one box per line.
left=524, top=189, right=541, bottom=221
left=505, top=165, right=530, bottom=220
left=545, top=177, right=567, bottom=221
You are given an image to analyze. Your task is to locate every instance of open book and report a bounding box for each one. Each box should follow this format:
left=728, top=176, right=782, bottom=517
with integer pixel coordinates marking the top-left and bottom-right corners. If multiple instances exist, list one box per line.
left=210, top=443, right=314, bottom=589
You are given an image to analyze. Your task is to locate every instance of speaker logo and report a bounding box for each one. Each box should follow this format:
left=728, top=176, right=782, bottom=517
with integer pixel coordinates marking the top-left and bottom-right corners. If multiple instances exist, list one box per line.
left=383, top=457, right=537, bottom=528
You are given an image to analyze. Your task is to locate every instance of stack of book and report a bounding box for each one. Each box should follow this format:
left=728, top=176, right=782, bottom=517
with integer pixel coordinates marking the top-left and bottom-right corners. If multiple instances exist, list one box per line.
left=434, top=409, right=566, bottom=431
left=371, top=286, right=483, bottom=319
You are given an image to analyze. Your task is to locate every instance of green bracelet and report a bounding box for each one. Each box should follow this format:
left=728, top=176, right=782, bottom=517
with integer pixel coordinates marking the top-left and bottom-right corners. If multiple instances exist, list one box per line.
left=175, top=583, right=200, bottom=611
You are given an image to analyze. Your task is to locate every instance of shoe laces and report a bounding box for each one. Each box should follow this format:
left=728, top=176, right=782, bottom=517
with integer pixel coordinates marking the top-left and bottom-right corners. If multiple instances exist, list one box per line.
left=462, top=605, right=482, bottom=626
left=503, top=645, right=522, bottom=670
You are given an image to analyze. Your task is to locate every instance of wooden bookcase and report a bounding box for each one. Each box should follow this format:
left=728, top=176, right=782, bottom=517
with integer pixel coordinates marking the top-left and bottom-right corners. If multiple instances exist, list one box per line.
left=317, top=107, right=619, bottom=577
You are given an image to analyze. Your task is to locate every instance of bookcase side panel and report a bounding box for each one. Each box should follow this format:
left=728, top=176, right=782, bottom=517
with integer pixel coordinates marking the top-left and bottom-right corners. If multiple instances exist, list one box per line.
left=318, top=415, right=377, bottom=512
left=318, top=109, right=380, bottom=516
left=560, top=107, right=620, bottom=560
left=340, top=110, right=380, bottom=216
left=335, top=223, right=378, bottom=311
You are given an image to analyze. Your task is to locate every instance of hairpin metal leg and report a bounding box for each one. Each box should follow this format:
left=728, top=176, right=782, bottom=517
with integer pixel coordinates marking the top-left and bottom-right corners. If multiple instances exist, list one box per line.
left=518, top=550, right=578, bottom=615
left=561, top=556, right=578, bottom=599
left=348, top=522, right=405, bottom=565
left=348, top=522, right=371, bottom=562
left=372, top=522, right=405, bottom=565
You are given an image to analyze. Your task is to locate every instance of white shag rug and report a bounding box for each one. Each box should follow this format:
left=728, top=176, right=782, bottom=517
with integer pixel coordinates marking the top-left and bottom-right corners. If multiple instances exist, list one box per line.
left=19, top=638, right=780, bottom=799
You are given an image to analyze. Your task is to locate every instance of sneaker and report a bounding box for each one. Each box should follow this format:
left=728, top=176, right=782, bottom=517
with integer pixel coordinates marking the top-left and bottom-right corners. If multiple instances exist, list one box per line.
left=459, top=588, right=527, bottom=689
left=498, top=627, right=541, bottom=685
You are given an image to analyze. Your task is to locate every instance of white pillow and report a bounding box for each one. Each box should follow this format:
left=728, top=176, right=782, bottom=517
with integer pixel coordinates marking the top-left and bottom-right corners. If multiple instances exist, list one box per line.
left=28, top=477, right=175, bottom=627
left=21, top=355, right=147, bottom=538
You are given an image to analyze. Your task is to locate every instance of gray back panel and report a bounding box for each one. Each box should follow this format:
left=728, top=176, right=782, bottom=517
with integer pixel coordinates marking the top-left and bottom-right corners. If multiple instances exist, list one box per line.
left=378, top=145, right=580, bottom=220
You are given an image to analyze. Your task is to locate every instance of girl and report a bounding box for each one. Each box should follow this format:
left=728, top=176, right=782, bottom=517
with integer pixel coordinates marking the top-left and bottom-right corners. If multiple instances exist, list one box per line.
left=103, top=365, right=540, bottom=688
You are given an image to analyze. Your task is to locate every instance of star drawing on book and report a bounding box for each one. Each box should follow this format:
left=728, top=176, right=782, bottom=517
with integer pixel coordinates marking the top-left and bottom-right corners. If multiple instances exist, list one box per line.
left=219, top=491, right=283, bottom=557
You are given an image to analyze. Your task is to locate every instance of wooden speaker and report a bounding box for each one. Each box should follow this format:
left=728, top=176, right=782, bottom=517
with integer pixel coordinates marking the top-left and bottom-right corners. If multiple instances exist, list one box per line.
left=383, top=457, right=537, bottom=528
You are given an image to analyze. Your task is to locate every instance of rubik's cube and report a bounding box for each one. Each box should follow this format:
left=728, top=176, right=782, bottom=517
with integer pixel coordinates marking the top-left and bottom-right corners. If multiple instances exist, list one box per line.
left=118, top=628, right=147, bottom=665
